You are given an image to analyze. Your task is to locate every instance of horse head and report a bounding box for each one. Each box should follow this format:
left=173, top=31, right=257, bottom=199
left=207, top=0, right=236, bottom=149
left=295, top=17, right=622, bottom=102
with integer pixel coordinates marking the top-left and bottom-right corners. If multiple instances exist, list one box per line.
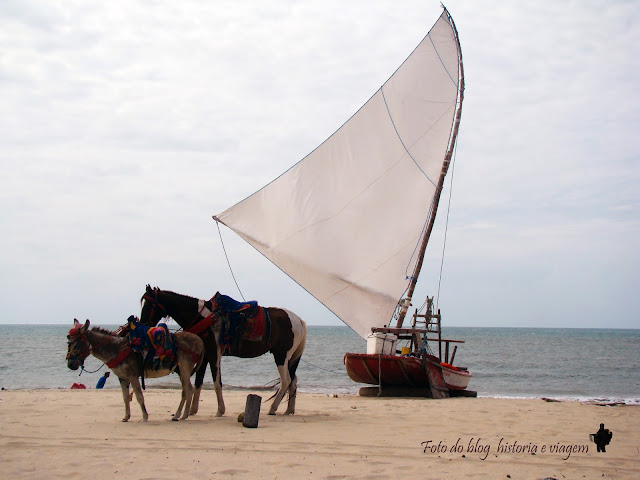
left=140, top=284, right=168, bottom=327
left=66, top=319, right=91, bottom=370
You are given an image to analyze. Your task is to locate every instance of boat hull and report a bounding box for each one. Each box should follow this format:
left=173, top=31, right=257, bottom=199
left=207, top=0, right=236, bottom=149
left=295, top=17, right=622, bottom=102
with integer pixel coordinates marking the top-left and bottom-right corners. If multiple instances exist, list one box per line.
left=344, top=353, right=471, bottom=391
left=440, top=363, right=471, bottom=390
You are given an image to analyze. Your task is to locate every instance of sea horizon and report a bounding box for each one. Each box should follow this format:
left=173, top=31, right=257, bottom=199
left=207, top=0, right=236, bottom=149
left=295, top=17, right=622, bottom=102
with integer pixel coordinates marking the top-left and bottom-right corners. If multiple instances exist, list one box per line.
left=1, top=324, right=638, bottom=405
left=2, top=323, right=638, bottom=330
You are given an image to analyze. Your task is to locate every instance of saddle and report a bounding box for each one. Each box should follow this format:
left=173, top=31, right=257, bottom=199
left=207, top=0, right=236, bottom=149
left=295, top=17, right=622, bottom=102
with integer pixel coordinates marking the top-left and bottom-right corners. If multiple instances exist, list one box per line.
left=213, top=292, right=258, bottom=315
left=127, top=317, right=177, bottom=372
left=212, top=292, right=270, bottom=352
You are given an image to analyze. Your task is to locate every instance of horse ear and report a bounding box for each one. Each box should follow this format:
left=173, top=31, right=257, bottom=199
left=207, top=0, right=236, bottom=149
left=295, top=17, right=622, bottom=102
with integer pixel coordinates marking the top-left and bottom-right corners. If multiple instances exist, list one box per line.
left=74, top=318, right=80, bottom=326
left=83, top=319, right=90, bottom=331
left=146, top=284, right=152, bottom=292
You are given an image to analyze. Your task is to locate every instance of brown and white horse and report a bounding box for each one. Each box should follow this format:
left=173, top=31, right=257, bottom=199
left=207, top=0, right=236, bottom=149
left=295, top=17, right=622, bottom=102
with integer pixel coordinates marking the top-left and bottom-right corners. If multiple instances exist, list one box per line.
left=66, top=319, right=204, bottom=422
left=139, top=285, right=307, bottom=416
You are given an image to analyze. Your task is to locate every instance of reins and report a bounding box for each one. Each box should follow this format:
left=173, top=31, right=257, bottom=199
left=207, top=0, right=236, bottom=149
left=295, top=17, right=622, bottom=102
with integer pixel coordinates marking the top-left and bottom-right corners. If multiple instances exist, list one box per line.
left=142, top=292, right=170, bottom=326
left=68, top=324, right=127, bottom=376
left=79, top=363, right=106, bottom=375
left=143, top=288, right=218, bottom=334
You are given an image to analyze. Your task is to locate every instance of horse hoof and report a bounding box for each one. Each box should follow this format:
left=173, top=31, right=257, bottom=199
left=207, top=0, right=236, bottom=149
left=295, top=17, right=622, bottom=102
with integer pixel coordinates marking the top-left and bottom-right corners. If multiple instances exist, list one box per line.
left=122, top=418, right=129, bottom=422
left=172, top=417, right=179, bottom=422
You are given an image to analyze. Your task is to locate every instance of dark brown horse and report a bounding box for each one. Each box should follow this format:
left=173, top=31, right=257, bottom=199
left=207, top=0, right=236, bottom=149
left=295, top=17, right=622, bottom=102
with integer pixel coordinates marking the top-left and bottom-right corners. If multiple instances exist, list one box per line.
left=139, top=285, right=306, bottom=416
left=66, top=319, right=204, bottom=422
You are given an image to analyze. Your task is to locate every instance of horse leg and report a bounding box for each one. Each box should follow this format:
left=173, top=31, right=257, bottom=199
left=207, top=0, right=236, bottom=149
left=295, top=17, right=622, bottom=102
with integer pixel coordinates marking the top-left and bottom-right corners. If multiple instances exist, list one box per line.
left=285, top=352, right=303, bottom=415
left=285, top=375, right=298, bottom=415
left=172, top=384, right=187, bottom=421
left=173, top=360, right=194, bottom=421
left=268, top=363, right=291, bottom=415
left=181, top=371, right=194, bottom=421
left=130, top=377, right=148, bottom=421
left=213, top=346, right=225, bottom=417
left=190, top=361, right=207, bottom=415
left=119, top=378, right=132, bottom=422
left=285, top=319, right=306, bottom=415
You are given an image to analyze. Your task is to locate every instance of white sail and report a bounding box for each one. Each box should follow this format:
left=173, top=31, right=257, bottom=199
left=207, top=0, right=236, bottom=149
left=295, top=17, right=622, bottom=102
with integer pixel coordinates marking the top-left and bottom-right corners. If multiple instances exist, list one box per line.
left=214, top=10, right=463, bottom=339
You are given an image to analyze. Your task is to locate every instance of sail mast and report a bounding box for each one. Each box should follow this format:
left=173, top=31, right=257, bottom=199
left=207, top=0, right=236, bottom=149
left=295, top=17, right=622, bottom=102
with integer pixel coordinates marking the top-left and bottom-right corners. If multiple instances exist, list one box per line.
left=396, top=7, right=465, bottom=328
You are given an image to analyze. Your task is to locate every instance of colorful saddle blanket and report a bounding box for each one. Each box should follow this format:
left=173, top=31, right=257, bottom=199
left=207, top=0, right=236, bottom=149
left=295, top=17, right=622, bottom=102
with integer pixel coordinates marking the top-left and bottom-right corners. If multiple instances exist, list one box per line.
left=127, top=318, right=177, bottom=371
left=213, top=293, right=270, bottom=351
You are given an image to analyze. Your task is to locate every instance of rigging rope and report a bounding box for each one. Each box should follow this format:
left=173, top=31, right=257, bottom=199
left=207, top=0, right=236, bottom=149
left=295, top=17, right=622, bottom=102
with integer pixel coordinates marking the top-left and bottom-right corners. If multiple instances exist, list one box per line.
left=258, top=358, right=345, bottom=395
left=436, top=130, right=459, bottom=311
left=404, top=197, right=436, bottom=283
left=300, top=357, right=344, bottom=375
left=216, top=221, right=246, bottom=302
left=381, top=87, right=438, bottom=188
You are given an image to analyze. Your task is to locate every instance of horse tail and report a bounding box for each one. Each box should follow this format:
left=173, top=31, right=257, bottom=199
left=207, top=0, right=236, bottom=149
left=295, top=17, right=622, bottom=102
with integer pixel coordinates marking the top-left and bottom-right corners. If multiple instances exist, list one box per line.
left=192, top=349, right=205, bottom=376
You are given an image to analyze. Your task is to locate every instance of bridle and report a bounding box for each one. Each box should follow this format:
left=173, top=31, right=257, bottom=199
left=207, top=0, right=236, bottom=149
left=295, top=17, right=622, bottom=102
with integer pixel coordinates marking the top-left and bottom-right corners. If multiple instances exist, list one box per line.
left=142, top=287, right=217, bottom=332
left=142, top=288, right=169, bottom=326
left=66, top=322, right=124, bottom=374
left=66, top=327, right=91, bottom=367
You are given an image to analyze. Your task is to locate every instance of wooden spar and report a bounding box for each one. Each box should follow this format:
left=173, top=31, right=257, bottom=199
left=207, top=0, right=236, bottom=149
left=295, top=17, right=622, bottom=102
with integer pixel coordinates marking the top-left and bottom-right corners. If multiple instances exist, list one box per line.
left=450, top=345, right=458, bottom=365
left=396, top=7, right=465, bottom=328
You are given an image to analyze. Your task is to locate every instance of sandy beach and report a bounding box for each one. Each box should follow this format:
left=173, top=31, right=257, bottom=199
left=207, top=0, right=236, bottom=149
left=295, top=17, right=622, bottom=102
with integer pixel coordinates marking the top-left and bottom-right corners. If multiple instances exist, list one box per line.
left=1, top=389, right=638, bottom=479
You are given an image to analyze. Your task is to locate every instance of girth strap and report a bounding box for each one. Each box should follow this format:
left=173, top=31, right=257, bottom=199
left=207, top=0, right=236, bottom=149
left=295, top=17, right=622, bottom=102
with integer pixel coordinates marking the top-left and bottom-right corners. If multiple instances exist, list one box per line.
left=107, top=346, right=133, bottom=368
left=187, top=315, right=214, bottom=336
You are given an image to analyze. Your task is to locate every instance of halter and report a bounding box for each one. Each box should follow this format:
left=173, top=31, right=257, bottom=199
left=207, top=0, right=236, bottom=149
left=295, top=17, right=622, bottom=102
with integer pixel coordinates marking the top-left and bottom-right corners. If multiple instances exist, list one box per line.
left=142, top=289, right=169, bottom=325
left=66, top=323, right=126, bottom=374
left=143, top=287, right=218, bottom=332
left=66, top=326, right=91, bottom=366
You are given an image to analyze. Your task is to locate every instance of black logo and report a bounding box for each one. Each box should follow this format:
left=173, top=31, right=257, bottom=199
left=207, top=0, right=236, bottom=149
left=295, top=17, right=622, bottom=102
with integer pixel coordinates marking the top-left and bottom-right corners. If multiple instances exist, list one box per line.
left=590, top=423, right=613, bottom=452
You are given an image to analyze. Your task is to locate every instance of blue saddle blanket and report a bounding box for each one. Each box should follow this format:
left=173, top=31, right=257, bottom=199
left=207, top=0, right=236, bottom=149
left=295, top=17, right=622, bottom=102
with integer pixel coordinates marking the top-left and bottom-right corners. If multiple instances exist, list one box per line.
left=127, top=318, right=177, bottom=371
left=214, top=292, right=257, bottom=313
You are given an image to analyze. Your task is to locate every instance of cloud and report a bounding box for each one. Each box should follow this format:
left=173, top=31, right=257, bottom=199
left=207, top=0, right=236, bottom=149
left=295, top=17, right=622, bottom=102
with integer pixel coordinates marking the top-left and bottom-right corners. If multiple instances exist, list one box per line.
left=0, top=1, right=638, bottom=328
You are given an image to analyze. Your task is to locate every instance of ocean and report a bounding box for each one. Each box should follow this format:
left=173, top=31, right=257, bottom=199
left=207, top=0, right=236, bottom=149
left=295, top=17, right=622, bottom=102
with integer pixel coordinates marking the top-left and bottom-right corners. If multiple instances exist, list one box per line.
left=1, top=324, right=638, bottom=404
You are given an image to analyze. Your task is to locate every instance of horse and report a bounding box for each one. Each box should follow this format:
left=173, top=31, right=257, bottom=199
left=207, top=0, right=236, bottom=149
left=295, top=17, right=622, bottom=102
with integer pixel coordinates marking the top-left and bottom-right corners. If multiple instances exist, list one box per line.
left=66, top=318, right=205, bottom=422
left=139, top=285, right=307, bottom=416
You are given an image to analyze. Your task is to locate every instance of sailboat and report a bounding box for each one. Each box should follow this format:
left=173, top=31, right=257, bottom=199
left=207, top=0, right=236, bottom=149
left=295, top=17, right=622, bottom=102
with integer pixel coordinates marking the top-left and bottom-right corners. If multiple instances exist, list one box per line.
left=214, top=7, right=473, bottom=398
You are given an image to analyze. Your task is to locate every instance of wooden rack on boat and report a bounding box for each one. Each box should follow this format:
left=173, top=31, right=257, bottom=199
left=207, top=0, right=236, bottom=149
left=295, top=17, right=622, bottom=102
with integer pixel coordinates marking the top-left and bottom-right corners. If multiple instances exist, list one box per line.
left=372, top=327, right=465, bottom=366
left=372, top=296, right=466, bottom=366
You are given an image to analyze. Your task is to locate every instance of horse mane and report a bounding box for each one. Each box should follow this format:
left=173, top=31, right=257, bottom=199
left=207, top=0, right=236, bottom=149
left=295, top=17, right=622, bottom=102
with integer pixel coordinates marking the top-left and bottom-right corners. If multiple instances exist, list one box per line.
left=141, top=287, right=201, bottom=305
left=140, top=287, right=205, bottom=330
left=91, top=325, right=121, bottom=336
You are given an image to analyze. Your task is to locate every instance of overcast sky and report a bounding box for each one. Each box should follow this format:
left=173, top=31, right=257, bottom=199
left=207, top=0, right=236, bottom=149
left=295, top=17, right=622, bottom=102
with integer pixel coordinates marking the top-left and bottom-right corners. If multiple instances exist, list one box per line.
left=1, top=1, right=638, bottom=329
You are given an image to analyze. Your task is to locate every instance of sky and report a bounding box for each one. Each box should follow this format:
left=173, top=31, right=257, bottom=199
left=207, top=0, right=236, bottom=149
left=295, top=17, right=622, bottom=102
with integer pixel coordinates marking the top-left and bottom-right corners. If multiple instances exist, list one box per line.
left=1, top=1, right=638, bottom=330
